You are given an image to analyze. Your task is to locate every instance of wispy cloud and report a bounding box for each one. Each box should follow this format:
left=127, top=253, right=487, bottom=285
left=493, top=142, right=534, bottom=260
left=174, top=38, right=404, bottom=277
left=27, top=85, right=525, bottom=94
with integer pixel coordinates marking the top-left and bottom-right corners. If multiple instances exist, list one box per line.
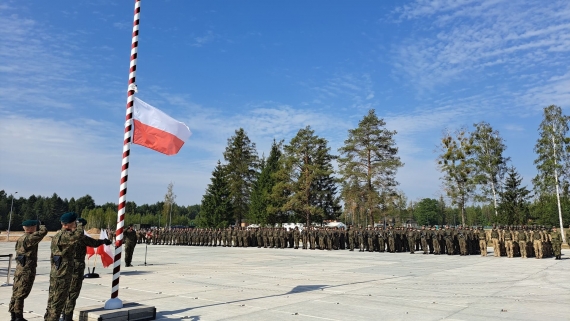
left=191, top=30, right=218, bottom=47
left=392, top=0, right=570, bottom=90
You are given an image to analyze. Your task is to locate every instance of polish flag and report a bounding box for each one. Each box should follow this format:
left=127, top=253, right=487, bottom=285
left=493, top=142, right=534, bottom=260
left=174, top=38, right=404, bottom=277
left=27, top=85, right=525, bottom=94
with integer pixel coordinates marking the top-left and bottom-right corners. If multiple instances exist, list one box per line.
left=96, top=229, right=115, bottom=268
left=133, top=97, right=192, bottom=156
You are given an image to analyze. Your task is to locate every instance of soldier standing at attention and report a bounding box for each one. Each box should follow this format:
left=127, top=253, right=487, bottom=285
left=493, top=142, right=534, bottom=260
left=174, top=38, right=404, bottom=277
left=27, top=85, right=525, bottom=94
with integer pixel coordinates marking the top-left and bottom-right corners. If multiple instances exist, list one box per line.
left=478, top=227, right=488, bottom=257
left=62, top=218, right=111, bottom=321
left=504, top=227, right=514, bottom=258
left=491, top=226, right=500, bottom=257
left=551, top=227, right=562, bottom=260
left=420, top=226, right=428, bottom=254
left=293, top=227, right=300, bottom=249
left=124, top=225, right=137, bottom=267
left=44, top=212, right=85, bottom=321
left=9, top=220, right=48, bottom=321
left=407, top=228, right=416, bottom=254
left=347, top=226, right=355, bottom=251
left=517, top=226, right=528, bottom=258
left=532, top=226, right=543, bottom=259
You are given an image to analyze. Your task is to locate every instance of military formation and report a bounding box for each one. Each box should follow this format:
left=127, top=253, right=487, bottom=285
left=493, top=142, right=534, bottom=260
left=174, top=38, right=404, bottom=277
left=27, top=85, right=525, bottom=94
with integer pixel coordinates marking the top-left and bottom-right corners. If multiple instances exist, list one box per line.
left=137, top=224, right=569, bottom=259
left=9, top=213, right=111, bottom=321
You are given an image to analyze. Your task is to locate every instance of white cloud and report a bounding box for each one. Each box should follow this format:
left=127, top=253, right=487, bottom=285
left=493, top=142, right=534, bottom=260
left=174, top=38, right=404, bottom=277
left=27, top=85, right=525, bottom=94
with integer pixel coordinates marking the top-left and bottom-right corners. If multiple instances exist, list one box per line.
left=392, top=0, right=570, bottom=90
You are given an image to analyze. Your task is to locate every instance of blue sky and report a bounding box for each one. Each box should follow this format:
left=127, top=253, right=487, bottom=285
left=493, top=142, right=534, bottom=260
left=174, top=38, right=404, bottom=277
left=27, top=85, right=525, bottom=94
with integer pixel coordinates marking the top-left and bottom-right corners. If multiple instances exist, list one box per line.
left=1, top=0, right=569, bottom=207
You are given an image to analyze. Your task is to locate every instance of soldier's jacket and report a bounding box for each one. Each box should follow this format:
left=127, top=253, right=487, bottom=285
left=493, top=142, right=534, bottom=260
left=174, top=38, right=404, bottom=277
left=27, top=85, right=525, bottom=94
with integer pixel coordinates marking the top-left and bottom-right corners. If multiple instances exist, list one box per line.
left=124, top=229, right=137, bottom=245
left=551, top=231, right=562, bottom=244
left=15, top=225, right=48, bottom=270
left=50, top=224, right=85, bottom=279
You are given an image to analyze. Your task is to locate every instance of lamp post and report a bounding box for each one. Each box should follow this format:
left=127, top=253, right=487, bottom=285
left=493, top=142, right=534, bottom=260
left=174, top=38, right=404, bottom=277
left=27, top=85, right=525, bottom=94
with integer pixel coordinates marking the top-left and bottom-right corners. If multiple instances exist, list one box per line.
left=6, top=192, right=18, bottom=242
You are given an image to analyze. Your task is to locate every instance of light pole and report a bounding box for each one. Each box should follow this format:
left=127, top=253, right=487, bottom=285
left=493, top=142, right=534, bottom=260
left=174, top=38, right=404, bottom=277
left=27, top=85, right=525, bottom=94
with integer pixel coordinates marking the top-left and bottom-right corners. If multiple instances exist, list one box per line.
left=6, top=192, right=18, bottom=242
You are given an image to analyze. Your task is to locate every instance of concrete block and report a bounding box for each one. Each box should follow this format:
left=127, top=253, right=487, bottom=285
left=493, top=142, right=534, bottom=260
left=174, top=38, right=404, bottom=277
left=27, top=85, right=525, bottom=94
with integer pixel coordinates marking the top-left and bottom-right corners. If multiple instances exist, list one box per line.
left=75, top=302, right=155, bottom=321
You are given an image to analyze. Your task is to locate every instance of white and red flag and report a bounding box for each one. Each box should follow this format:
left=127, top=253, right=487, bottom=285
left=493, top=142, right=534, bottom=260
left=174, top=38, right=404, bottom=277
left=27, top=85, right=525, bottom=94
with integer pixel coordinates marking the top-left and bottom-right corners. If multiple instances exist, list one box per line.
left=98, top=229, right=115, bottom=268
left=133, top=97, right=192, bottom=155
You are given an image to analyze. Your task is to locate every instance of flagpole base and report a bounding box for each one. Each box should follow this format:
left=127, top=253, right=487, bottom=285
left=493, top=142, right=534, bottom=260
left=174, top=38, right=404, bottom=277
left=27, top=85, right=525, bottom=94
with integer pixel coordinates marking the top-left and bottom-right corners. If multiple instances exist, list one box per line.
left=104, top=297, right=123, bottom=310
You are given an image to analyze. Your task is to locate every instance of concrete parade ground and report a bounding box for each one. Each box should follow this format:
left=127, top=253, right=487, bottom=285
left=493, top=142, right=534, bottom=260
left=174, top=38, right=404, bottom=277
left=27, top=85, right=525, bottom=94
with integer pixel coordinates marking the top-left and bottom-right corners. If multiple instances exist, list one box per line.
left=0, top=242, right=569, bottom=321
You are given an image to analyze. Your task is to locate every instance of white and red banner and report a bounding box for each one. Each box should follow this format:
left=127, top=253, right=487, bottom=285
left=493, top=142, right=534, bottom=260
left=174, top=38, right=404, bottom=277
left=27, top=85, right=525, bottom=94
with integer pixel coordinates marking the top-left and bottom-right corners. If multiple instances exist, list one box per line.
left=133, top=97, right=192, bottom=156
left=98, top=229, right=114, bottom=268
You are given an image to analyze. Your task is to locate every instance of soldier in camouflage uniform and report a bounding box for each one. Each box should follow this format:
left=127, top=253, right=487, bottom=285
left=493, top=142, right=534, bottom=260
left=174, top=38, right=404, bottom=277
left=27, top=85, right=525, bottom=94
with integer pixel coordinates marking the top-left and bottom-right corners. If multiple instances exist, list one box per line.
left=551, top=227, right=562, bottom=260
left=62, top=218, right=111, bottom=321
left=124, top=225, right=138, bottom=267
left=9, top=220, right=48, bottom=321
left=44, top=212, right=85, bottom=321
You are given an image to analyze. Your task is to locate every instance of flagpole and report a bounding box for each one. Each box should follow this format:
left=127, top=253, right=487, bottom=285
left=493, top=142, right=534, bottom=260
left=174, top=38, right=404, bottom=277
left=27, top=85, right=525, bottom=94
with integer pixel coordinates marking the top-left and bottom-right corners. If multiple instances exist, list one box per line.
left=105, top=0, right=141, bottom=310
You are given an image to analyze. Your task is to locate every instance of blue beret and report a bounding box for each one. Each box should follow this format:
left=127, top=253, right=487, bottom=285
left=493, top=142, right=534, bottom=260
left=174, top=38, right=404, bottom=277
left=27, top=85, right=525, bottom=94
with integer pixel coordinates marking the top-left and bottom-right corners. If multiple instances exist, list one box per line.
left=22, top=220, right=38, bottom=227
left=60, top=212, right=78, bottom=223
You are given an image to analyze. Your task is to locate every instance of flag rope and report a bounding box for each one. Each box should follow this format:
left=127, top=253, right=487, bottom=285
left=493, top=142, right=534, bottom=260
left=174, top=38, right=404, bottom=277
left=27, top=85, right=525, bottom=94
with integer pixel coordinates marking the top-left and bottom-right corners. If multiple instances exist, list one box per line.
left=109, top=0, right=140, bottom=305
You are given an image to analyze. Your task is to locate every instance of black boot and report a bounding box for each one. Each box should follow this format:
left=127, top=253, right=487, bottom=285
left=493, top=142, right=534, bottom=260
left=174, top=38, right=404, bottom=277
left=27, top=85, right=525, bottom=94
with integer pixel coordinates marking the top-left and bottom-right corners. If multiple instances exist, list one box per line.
left=64, top=314, right=74, bottom=321
left=14, top=312, right=28, bottom=321
left=10, top=312, right=16, bottom=321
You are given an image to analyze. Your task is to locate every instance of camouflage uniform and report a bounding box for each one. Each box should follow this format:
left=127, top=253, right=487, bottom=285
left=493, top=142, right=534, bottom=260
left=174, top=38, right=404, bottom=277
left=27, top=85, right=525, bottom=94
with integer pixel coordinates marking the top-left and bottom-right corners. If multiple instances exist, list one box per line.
left=44, top=223, right=85, bottom=321
left=124, top=227, right=138, bottom=266
left=9, top=224, right=48, bottom=319
left=63, top=233, right=108, bottom=318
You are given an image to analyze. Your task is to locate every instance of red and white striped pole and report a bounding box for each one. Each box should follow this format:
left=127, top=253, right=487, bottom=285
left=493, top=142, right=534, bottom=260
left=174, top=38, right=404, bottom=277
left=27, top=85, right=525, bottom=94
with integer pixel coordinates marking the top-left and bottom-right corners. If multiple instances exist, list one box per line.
left=105, top=0, right=141, bottom=310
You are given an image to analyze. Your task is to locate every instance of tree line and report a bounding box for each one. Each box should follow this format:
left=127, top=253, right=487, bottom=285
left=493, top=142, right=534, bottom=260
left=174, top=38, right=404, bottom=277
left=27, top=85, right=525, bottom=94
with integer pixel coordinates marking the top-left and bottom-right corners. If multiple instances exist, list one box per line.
left=197, top=106, right=570, bottom=232
left=0, top=191, right=200, bottom=231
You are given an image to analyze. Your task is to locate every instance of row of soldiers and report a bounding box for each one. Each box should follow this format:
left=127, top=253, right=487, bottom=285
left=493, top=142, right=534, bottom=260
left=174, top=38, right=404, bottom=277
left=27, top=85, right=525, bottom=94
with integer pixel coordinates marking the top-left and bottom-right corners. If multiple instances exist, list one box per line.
left=136, top=225, right=569, bottom=259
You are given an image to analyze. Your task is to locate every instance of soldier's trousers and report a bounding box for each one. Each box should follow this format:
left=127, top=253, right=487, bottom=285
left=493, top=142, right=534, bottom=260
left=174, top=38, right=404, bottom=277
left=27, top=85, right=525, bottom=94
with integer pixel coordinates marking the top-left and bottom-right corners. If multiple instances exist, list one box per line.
left=459, top=239, right=467, bottom=255
left=408, top=239, right=415, bottom=253
left=294, top=237, right=299, bottom=249
left=533, top=240, right=542, bottom=258
left=124, top=244, right=135, bottom=265
left=553, top=243, right=561, bottom=256
left=505, top=240, right=513, bottom=258
left=446, top=239, right=453, bottom=254
left=367, top=238, right=374, bottom=252
left=479, top=240, right=487, bottom=256
left=302, top=236, right=307, bottom=249
left=519, top=241, right=527, bottom=258
left=358, top=237, right=364, bottom=251
left=45, top=274, right=73, bottom=321
left=421, top=239, right=428, bottom=254
left=433, top=239, right=440, bottom=254
left=64, top=261, right=85, bottom=316
left=378, top=238, right=385, bottom=252
left=388, top=238, right=395, bottom=252
left=348, top=237, right=354, bottom=251
left=9, top=267, right=35, bottom=313
left=492, top=238, right=500, bottom=257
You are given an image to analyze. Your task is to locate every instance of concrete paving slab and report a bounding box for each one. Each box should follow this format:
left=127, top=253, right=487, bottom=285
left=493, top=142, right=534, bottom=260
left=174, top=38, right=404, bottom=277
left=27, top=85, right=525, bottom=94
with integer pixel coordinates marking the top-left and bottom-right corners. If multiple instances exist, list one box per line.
left=0, top=243, right=569, bottom=320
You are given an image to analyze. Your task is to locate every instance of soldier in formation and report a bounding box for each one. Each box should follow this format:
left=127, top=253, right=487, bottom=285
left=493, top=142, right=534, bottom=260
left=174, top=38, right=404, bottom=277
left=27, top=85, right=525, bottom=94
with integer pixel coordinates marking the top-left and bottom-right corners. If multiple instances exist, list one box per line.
left=137, top=224, right=565, bottom=261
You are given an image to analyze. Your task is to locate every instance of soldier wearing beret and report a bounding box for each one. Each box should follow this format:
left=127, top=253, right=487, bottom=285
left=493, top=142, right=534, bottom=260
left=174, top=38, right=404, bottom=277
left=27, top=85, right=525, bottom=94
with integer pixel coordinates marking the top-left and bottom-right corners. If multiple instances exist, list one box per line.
left=44, top=212, right=85, bottom=321
left=62, top=218, right=112, bottom=321
left=9, top=220, right=48, bottom=321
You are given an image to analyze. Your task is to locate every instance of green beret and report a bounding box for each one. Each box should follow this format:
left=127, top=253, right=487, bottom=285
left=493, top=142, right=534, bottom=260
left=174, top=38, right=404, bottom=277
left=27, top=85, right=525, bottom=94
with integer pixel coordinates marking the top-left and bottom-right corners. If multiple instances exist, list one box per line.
left=22, top=220, right=38, bottom=227
left=60, top=212, right=78, bottom=223
left=78, top=218, right=87, bottom=225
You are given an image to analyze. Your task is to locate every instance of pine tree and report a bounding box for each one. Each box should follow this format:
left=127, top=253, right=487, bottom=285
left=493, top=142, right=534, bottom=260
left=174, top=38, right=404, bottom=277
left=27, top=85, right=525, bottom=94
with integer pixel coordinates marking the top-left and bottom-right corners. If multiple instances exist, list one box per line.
left=272, top=126, right=338, bottom=226
left=438, top=128, right=475, bottom=226
left=533, top=105, right=570, bottom=241
left=338, top=109, right=403, bottom=226
left=248, top=140, right=283, bottom=225
left=162, top=182, right=176, bottom=228
left=498, top=166, right=531, bottom=225
left=223, top=128, right=259, bottom=225
left=197, top=161, right=234, bottom=228
left=470, top=122, right=509, bottom=216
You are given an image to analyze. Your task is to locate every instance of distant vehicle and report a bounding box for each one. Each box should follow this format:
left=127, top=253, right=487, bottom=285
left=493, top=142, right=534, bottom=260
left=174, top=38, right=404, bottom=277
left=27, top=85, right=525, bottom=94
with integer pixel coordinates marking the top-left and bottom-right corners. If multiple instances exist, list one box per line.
left=325, top=222, right=346, bottom=229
